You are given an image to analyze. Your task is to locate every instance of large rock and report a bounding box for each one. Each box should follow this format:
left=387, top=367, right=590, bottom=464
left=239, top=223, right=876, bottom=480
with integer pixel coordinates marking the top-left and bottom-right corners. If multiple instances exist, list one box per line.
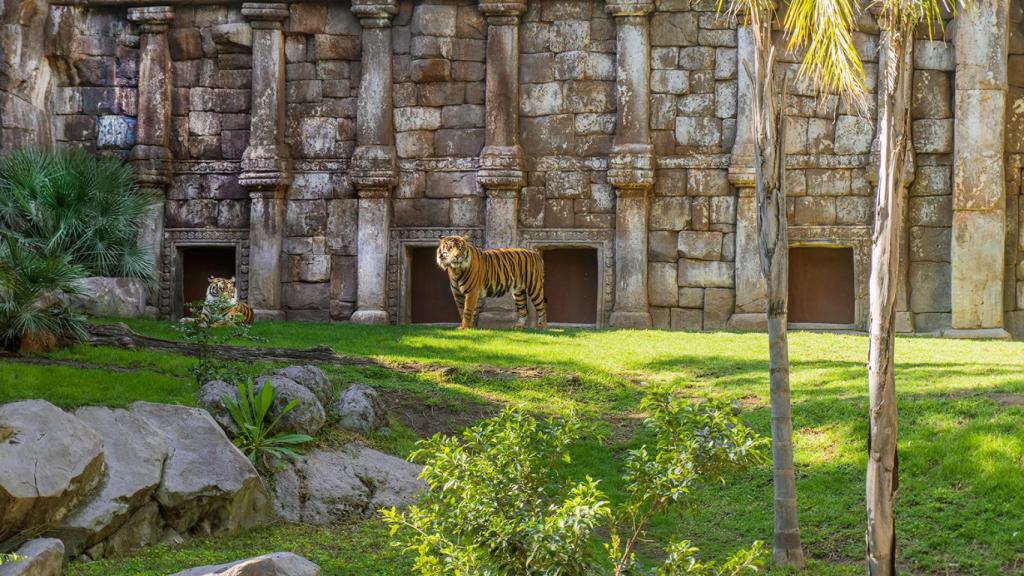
left=52, top=407, right=168, bottom=556
left=271, top=446, right=424, bottom=525
left=0, top=539, right=64, bottom=576
left=254, top=376, right=326, bottom=436
left=197, top=380, right=240, bottom=436
left=271, top=366, right=333, bottom=406
left=0, top=401, right=105, bottom=542
left=65, top=277, right=149, bottom=318
left=130, top=402, right=270, bottom=534
left=169, top=552, right=320, bottom=576
left=331, top=383, right=387, bottom=435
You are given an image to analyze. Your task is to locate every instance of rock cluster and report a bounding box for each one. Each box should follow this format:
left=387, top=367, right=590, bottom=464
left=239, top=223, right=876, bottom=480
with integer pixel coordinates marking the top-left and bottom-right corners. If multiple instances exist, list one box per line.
left=0, top=400, right=270, bottom=561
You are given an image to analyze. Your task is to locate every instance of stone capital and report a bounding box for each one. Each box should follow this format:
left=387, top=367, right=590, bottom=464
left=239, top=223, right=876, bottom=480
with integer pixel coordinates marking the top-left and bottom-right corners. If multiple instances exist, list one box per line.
left=241, top=2, right=289, bottom=24
left=604, top=1, right=654, bottom=17
left=352, top=0, right=398, bottom=26
left=129, top=144, right=172, bottom=187
left=478, top=145, right=526, bottom=190
left=351, top=144, right=397, bottom=192
left=479, top=1, right=528, bottom=19
left=127, top=5, right=173, bottom=31
left=240, top=143, right=291, bottom=190
left=607, top=144, right=655, bottom=190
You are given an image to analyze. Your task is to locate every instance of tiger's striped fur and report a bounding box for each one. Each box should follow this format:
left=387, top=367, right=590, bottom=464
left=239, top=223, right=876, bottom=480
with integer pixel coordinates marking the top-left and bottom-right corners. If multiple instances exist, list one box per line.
left=204, top=276, right=254, bottom=326
left=436, top=236, right=547, bottom=329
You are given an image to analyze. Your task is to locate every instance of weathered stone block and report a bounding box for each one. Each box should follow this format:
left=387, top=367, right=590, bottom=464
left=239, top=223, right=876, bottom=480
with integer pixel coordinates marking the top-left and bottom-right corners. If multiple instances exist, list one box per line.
left=793, top=197, right=836, bottom=225
left=586, top=52, right=615, bottom=80
left=292, top=255, right=331, bottom=283
left=575, top=113, right=616, bottom=135
left=687, top=170, right=730, bottom=196
left=806, top=169, right=852, bottom=196
left=434, top=129, right=484, bottom=157
left=394, top=106, right=442, bottom=131
left=330, top=255, right=357, bottom=302
left=675, top=116, right=721, bottom=147
left=914, top=40, right=955, bottom=71
left=327, top=199, right=358, bottom=254
left=521, top=83, right=564, bottom=116
left=703, top=287, right=734, bottom=329
left=170, top=29, right=203, bottom=61
left=166, top=199, right=217, bottom=228
left=651, top=308, right=671, bottom=329
left=286, top=200, right=327, bottom=237
left=217, top=200, right=248, bottom=228
left=411, top=59, right=451, bottom=82
left=678, top=259, right=733, bottom=288
left=284, top=282, right=330, bottom=310
left=911, top=165, right=951, bottom=196
left=715, top=47, right=737, bottom=79
left=544, top=199, right=575, bottom=227
left=909, top=261, right=951, bottom=312
left=521, top=115, right=575, bottom=155
left=911, top=70, right=952, bottom=119
left=650, top=197, right=690, bottom=230
left=521, top=53, right=556, bottom=83
left=546, top=171, right=589, bottom=198
left=311, top=34, right=359, bottom=60
left=834, top=115, right=874, bottom=154
left=419, top=82, right=465, bottom=106
left=393, top=199, right=450, bottom=226
left=412, top=4, right=457, bottom=36
left=678, top=287, right=704, bottom=308
left=671, top=307, right=703, bottom=330
left=519, top=187, right=545, bottom=227
left=649, top=263, right=679, bottom=307
left=910, top=226, right=951, bottom=262
left=652, top=12, right=698, bottom=46
left=96, top=115, right=136, bottom=149
left=204, top=174, right=247, bottom=200
left=441, top=104, right=484, bottom=128
left=550, top=20, right=589, bottom=53
left=426, top=171, right=478, bottom=198
left=678, top=47, right=715, bottom=71
left=297, top=117, right=339, bottom=158
left=396, top=131, right=435, bottom=158
left=909, top=195, right=952, bottom=227
left=450, top=197, right=483, bottom=227
left=649, top=231, right=678, bottom=262
left=710, top=196, right=736, bottom=224
left=678, top=230, right=723, bottom=260
left=912, top=119, right=954, bottom=153
left=835, top=196, right=872, bottom=225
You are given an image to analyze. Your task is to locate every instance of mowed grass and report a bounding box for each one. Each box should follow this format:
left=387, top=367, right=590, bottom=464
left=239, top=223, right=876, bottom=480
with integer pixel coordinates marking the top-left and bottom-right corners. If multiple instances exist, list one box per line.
left=4, top=322, right=1024, bottom=575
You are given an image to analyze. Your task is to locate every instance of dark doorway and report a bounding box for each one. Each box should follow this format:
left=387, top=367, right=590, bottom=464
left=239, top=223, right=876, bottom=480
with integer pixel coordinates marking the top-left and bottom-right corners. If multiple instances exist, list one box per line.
left=409, top=246, right=460, bottom=323
left=789, top=246, right=855, bottom=324
left=542, top=248, right=598, bottom=325
left=180, top=246, right=237, bottom=317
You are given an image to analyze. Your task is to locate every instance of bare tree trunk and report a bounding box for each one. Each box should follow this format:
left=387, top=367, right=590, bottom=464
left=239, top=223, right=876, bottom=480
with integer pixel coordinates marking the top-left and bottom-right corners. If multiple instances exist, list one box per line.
left=745, top=12, right=804, bottom=567
left=867, top=25, right=913, bottom=576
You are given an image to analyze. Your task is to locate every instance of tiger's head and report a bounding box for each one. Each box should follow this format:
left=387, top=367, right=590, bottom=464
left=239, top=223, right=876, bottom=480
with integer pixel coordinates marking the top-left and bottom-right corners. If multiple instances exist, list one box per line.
left=436, top=236, right=472, bottom=271
left=206, top=276, right=238, bottom=305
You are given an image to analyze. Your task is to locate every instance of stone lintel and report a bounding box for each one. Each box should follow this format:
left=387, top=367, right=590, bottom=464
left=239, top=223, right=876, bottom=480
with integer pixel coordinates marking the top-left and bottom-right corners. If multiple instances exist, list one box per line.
left=604, top=1, right=654, bottom=16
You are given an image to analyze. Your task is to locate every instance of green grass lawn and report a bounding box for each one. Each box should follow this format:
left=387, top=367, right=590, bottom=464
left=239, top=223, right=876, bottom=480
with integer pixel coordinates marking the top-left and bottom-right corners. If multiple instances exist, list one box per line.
left=3, top=321, right=1024, bottom=575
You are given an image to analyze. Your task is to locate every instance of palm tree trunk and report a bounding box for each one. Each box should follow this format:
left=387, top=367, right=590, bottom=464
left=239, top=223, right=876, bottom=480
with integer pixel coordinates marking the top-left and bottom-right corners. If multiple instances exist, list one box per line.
left=746, top=14, right=804, bottom=567
left=867, top=25, right=913, bottom=576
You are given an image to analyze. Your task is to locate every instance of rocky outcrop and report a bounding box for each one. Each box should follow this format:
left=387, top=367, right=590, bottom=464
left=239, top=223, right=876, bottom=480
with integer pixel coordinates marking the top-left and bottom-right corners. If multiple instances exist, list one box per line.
left=271, top=446, right=423, bottom=525
left=130, top=402, right=270, bottom=535
left=0, top=539, right=64, bottom=576
left=271, top=366, right=333, bottom=406
left=65, top=277, right=151, bottom=319
left=0, top=400, right=104, bottom=542
left=253, top=376, right=325, bottom=436
left=169, top=552, right=320, bottom=576
left=52, top=407, right=167, bottom=556
left=331, top=383, right=387, bottom=435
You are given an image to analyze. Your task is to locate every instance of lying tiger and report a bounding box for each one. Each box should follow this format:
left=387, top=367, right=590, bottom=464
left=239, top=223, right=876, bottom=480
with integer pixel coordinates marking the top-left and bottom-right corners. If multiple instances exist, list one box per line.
left=436, top=236, right=547, bottom=330
left=180, top=276, right=254, bottom=326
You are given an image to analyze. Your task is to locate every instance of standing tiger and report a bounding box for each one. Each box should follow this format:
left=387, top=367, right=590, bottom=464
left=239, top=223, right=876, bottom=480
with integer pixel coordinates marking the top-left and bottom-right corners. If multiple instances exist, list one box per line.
left=436, top=236, right=547, bottom=330
left=199, top=276, right=254, bottom=326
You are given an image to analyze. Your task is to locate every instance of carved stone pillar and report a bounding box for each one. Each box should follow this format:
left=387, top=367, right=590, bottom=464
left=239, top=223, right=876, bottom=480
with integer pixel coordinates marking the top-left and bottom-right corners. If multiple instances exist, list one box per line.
left=605, top=1, right=654, bottom=328
left=349, top=0, right=398, bottom=325
left=128, top=5, right=174, bottom=316
left=476, top=0, right=527, bottom=327
left=726, top=26, right=766, bottom=330
left=949, top=0, right=1011, bottom=338
left=241, top=2, right=291, bottom=320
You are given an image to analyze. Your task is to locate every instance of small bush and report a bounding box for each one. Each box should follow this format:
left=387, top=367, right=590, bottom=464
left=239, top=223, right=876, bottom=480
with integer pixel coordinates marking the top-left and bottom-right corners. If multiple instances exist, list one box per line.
left=175, top=297, right=252, bottom=386
left=384, top=385, right=769, bottom=576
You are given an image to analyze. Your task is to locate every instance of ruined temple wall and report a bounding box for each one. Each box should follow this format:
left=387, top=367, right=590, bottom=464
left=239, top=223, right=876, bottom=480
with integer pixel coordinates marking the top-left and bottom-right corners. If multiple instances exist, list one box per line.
left=8, top=0, right=1023, bottom=333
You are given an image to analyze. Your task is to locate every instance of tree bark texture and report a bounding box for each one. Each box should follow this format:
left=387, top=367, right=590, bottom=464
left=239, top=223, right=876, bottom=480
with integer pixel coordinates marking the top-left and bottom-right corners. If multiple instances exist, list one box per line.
left=867, top=25, right=913, bottom=576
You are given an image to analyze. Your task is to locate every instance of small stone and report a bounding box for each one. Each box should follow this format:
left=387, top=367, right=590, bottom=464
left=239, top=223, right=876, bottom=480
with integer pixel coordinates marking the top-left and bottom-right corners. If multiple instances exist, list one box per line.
left=331, top=383, right=388, bottom=435
left=254, top=376, right=326, bottom=436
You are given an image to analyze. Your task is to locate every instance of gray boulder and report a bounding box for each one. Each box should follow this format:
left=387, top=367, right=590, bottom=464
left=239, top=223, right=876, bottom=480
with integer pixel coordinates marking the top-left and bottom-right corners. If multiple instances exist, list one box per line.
left=197, top=380, right=240, bottom=435
left=52, top=407, right=168, bottom=556
left=0, top=400, right=105, bottom=542
left=254, top=376, right=325, bottom=436
left=65, top=277, right=149, bottom=318
left=169, top=552, right=320, bottom=576
left=0, top=539, right=64, bottom=576
left=271, top=446, right=423, bottom=525
left=130, top=402, right=270, bottom=535
left=84, top=500, right=163, bottom=560
left=331, top=383, right=388, bottom=435
left=271, top=365, right=333, bottom=406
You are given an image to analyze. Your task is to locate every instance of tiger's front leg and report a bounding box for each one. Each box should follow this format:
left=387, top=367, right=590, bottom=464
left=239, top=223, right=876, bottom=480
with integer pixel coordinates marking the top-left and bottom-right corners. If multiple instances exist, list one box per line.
left=449, top=282, right=466, bottom=320
left=460, top=290, right=480, bottom=329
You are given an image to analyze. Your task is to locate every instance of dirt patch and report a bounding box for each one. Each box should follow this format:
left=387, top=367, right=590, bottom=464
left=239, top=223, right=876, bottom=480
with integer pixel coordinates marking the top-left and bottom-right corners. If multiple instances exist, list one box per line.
left=381, top=389, right=499, bottom=437
left=989, top=393, right=1024, bottom=406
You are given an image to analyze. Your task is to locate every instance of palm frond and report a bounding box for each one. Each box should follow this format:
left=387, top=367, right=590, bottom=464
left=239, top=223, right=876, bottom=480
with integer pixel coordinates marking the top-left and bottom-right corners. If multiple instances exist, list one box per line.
left=784, top=0, right=867, bottom=105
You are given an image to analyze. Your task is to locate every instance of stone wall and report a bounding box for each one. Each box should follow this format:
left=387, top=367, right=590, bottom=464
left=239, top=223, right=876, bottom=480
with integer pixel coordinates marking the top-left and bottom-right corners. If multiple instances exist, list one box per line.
left=2, top=0, right=1022, bottom=337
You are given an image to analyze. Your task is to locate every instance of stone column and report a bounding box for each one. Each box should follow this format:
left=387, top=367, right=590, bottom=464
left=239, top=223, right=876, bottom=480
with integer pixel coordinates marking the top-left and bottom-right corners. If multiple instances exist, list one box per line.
left=606, top=1, right=654, bottom=329
left=349, top=0, right=398, bottom=325
left=241, top=2, right=291, bottom=320
left=726, top=26, right=767, bottom=330
left=949, top=0, right=1011, bottom=338
left=128, top=5, right=174, bottom=316
left=476, top=0, right=527, bottom=327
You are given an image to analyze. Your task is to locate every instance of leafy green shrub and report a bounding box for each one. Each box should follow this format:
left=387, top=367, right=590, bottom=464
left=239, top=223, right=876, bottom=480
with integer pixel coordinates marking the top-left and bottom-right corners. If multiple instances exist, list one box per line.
left=175, top=296, right=252, bottom=386
left=384, top=386, right=769, bottom=576
left=0, top=148, right=157, bottom=278
left=223, top=379, right=314, bottom=470
left=0, top=149, right=156, bottom=350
